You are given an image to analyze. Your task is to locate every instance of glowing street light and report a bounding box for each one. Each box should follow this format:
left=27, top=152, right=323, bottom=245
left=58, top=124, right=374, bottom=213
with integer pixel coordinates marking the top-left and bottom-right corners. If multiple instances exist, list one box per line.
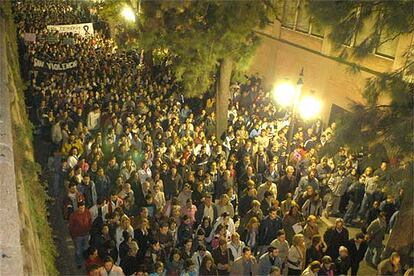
left=272, top=81, right=296, bottom=107
left=121, top=6, right=136, bottom=22
left=298, top=94, right=322, bottom=120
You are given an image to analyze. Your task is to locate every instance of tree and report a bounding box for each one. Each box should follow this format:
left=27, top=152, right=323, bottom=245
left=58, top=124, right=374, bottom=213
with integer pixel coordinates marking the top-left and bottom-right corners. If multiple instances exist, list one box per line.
left=307, top=0, right=414, bottom=264
left=100, top=0, right=275, bottom=139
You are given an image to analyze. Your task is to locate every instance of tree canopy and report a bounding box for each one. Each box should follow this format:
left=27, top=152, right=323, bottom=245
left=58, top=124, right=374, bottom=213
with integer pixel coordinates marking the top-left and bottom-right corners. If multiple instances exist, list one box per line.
left=307, top=0, right=414, bottom=168
left=101, top=0, right=276, bottom=97
left=308, top=0, right=414, bottom=260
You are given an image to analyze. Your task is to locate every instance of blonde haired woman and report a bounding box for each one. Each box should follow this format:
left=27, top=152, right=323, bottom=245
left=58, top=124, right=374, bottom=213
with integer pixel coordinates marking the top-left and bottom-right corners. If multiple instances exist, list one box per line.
left=115, top=215, right=134, bottom=250
left=216, top=194, right=234, bottom=218
left=287, top=234, right=305, bottom=275
left=240, top=217, right=260, bottom=255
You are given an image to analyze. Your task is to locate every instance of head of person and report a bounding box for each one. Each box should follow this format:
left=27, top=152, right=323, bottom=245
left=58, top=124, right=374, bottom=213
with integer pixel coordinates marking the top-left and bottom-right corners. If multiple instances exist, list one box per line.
left=335, top=218, right=344, bottom=231
left=197, top=228, right=206, bottom=241
left=311, top=235, right=322, bottom=247
left=78, top=201, right=86, bottom=213
left=204, top=194, right=213, bottom=206
left=219, top=238, right=227, bottom=251
left=242, top=246, right=252, bottom=259
left=184, top=259, right=195, bottom=272
left=269, top=206, right=278, bottom=219
left=197, top=244, right=207, bottom=257
left=307, top=215, right=317, bottom=226
left=268, top=246, right=279, bottom=258
left=309, top=261, right=321, bottom=273
left=286, top=166, right=295, bottom=177
left=231, top=232, right=240, bottom=245
left=277, top=230, right=286, bottom=242
left=184, top=239, right=192, bottom=251
left=339, top=246, right=348, bottom=257
left=87, top=264, right=100, bottom=276
left=289, top=204, right=299, bottom=216
left=154, top=261, right=164, bottom=274
left=170, top=248, right=181, bottom=262
left=390, top=252, right=401, bottom=266
left=292, top=234, right=305, bottom=247
left=355, top=232, right=365, bottom=244
left=269, top=266, right=281, bottom=276
left=321, top=255, right=332, bottom=269
left=247, top=217, right=260, bottom=231
left=103, top=256, right=114, bottom=272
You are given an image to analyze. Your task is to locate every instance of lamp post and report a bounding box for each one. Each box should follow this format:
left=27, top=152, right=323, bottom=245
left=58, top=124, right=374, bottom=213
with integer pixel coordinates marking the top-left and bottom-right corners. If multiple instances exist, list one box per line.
left=272, top=68, right=321, bottom=164
left=286, top=68, right=304, bottom=159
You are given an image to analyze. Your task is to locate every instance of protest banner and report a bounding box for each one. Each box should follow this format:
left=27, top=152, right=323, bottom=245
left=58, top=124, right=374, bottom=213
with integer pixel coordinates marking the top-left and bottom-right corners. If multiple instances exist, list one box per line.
left=33, top=57, right=78, bottom=72
left=47, top=23, right=94, bottom=36
left=23, top=33, right=36, bottom=42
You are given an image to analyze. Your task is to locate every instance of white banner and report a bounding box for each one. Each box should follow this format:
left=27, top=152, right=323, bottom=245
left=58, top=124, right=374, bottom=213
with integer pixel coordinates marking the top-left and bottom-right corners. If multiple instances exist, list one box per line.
left=47, top=23, right=94, bottom=36
left=33, top=57, right=78, bottom=72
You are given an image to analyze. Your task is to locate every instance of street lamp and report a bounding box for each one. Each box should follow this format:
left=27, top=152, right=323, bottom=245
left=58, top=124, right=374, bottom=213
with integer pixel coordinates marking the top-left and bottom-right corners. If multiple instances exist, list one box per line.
left=121, top=6, right=136, bottom=22
left=298, top=91, right=322, bottom=120
left=272, top=80, right=296, bottom=107
left=285, top=68, right=304, bottom=158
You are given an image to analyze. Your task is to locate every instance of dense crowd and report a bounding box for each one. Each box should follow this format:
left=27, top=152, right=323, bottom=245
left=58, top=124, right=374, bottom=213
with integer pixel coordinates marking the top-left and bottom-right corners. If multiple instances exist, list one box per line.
left=13, top=1, right=411, bottom=276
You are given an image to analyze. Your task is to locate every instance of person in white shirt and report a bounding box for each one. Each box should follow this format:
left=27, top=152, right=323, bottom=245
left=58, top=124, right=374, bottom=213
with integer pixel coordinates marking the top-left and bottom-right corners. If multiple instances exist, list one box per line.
left=208, top=213, right=235, bottom=242
left=138, top=162, right=152, bottom=184
left=191, top=245, right=212, bottom=274
left=227, top=232, right=246, bottom=260
left=89, top=199, right=109, bottom=223
left=87, top=104, right=101, bottom=131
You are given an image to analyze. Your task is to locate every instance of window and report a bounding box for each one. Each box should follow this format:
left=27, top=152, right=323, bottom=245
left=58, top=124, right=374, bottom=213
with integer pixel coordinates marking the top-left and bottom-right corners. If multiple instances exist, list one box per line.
left=280, top=0, right=324, bottom=38
left=296, top=0, right=310, bottom=33
left=310, top=19, right=324, bottom=37
left=376, top=32, right=398, bottom=58
left=282, top=0, right=298, bottom=29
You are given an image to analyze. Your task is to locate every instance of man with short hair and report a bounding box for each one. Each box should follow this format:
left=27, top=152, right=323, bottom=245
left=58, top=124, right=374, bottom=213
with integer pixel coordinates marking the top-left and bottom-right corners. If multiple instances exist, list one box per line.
left=258, top=246, right=282, bottom=276
left=195, top=194, right=218, bottom=227
left=366, top=212, right=387, bottom=266
left=258, top=207, right=282, bottom=253
left=212, top=238, right=233, bottom=275
left=230, top=246, right=257, bottom=275
left=191, top=244, right=212, bottom=274
left=323, top=218, right=349, bottom=260
left=69, top=201, right=92, bottom=269
left=270, top=230, right=289, bottom=269
left=347, top=232, right=368, bottom=275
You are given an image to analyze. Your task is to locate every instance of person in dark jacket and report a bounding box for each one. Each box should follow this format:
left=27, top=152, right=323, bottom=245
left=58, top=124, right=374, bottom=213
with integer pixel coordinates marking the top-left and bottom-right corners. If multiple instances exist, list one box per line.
left=277, top=166, right=296, bottom=202
left=195, top=194, right=218, bottom=228
left=260, top=190, right=273, bottom=216
left=334, top=246, right=351, bottom=275
left=305, top=235, right=324, bottom=266
left=258, top=207, right=282, bottom=253
left=347, top=232, right=368, bottom=275
left=238, top=186, right=257, bottom=215
left=178, top=215, right=193, bottom=246
left=343, top=175, right=366, bottom=225
left=365, top=201, right=381, bottom=229
left=323, top=218, right=349, bottom=260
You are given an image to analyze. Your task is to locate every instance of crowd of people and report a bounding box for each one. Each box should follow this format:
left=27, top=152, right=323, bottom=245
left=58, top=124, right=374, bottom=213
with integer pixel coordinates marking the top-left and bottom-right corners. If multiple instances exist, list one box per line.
left=13, top=0, right=411, bottom=275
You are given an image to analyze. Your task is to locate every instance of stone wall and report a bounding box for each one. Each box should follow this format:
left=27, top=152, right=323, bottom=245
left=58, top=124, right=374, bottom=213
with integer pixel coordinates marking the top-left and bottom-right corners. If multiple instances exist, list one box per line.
left=0, top=1, right=57, bottom=274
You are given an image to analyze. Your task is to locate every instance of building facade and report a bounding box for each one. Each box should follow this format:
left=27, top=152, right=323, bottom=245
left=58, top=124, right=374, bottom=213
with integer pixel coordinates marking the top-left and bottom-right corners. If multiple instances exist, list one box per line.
left=248, top=0, right=414, bottom=123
